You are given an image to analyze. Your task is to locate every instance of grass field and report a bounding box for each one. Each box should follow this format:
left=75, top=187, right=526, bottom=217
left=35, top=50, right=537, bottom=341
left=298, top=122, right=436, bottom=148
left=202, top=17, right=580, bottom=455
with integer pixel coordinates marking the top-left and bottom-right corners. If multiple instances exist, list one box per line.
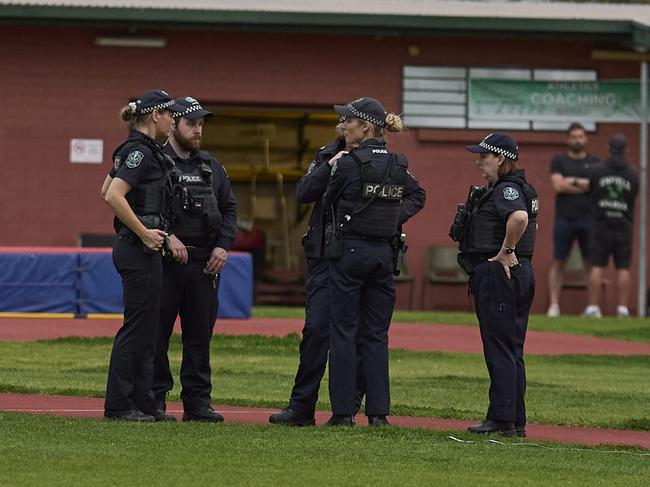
left=254, top=307, right=650, bottom=343
left=1, top=334, right=648, bottom=430
left=1, top=413, right=648, bottom=487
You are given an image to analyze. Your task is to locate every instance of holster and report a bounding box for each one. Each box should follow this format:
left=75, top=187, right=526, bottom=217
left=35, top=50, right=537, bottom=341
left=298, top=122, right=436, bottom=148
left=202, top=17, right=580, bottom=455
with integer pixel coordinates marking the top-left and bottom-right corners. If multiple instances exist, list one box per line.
left=457, top=253, right=475, bottom=276
left=323, top=222, right=343, bottom=259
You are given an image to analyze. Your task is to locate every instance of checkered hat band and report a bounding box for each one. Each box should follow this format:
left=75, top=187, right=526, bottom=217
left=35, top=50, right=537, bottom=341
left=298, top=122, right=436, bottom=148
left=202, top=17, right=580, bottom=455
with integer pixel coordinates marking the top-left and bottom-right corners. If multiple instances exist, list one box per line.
left=174, top=104, right=204, bottom=118
left=347, top=104, right=386, bottom=127
left=138, top=99, right=174, bottom=114
left=479, top=141, right=517, bottom=160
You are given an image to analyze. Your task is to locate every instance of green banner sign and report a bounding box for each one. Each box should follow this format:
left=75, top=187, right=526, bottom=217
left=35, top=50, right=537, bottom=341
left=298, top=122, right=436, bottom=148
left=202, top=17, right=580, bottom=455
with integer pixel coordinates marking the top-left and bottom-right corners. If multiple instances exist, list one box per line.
left=469, top=79, right=644, bottom=122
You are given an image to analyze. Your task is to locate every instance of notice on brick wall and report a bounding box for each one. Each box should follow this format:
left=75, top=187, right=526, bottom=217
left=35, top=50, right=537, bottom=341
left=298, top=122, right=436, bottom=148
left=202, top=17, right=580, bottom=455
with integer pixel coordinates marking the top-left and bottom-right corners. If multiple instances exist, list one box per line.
left=70, top=139, right=103, bottom=164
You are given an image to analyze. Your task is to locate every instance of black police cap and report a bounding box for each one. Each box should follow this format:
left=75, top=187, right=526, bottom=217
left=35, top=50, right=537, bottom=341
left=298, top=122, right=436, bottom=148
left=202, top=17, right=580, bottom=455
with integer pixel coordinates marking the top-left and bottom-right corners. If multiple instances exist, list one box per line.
left=131, top=90, right=184, bottom=115
left=334, top=97, right=387, bottom=128
left=466, top=132, right=519, bottom=161
left=172, top=96, right=213, bottom=120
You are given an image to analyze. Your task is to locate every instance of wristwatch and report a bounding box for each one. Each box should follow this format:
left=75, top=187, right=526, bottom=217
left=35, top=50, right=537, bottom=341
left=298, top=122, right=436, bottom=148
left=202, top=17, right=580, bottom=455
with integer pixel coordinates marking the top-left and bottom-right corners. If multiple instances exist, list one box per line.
left=503, top=246, right=516, bottom=254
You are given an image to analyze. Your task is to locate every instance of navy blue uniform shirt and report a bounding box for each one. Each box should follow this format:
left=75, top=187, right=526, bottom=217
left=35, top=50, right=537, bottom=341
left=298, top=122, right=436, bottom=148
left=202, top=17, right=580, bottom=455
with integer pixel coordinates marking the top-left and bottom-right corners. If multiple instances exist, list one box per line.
left=112, top=130, right=166, bottom=190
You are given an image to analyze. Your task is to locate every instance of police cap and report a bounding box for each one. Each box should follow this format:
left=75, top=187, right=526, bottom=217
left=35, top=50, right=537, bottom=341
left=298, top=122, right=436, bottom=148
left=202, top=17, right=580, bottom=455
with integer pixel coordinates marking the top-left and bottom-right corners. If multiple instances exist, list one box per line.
left=172, top=96, right=213, bottom=120
left=132, top=90, right=184, bottom=115
left=466, top=132, right=519, bottom=161
left=334, top=97, right=387, bottom=128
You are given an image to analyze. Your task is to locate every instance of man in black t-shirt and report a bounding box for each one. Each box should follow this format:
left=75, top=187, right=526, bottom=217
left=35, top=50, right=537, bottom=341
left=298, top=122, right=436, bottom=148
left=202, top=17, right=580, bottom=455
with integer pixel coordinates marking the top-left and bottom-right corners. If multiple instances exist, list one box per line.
left=583, top=134, right=639, bottom=318
left=547, top=123, right=599, bottom=317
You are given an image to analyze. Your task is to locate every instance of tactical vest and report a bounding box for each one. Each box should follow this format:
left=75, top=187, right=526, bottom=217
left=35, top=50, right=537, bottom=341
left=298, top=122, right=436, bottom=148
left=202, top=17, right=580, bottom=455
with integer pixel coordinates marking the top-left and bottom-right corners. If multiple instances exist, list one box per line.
left=463, top=175, right=538, bottom=256
left=112, top=134, right=176, bottom=231
left=170, top=158, right=221, bottom=244
left=337, top=147, right=407, bottom=238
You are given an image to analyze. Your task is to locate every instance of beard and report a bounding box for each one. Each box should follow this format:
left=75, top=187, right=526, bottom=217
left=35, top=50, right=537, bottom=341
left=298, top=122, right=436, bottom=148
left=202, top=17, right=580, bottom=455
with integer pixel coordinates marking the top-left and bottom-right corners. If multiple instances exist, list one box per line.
left=174, top=131, right=201, bottom=152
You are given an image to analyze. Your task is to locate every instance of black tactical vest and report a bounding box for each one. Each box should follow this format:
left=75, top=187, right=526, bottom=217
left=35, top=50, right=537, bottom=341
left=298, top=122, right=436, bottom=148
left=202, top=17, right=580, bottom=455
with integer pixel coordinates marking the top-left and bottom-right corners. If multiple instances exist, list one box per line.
left=112, top=135, right=176, bottom=231
left=463, top=175, right=538, bottom=257
left=337, top=147, right=407, bottom=238
left=170, top=158, right=221, bottom=245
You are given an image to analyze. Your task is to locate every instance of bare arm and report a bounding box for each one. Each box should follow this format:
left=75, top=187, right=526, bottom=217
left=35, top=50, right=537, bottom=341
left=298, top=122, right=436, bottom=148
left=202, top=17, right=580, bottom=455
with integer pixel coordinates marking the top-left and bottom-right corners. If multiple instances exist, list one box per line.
left=550, top=173, right=589, bottom=194
left=489, top=210, right=529, bottom=279
left=105, top=178, right=166, bottom=251
left=100, top=175, right=113, bottom=201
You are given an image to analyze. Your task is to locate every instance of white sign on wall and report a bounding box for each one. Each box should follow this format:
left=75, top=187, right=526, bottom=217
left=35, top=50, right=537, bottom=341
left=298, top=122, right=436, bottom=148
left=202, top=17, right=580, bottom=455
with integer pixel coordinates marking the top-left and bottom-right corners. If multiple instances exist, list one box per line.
left=70, top=139, right=103, bottom=164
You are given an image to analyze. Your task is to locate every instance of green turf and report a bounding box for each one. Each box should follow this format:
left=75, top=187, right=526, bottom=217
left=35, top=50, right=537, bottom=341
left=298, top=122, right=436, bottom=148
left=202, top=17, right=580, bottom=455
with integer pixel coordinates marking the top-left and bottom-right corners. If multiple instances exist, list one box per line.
left=0, top=413, right=648, bottom=487
left=254, top=306, right=650, bottom=343
left=1, top=335, right=648, bottom=430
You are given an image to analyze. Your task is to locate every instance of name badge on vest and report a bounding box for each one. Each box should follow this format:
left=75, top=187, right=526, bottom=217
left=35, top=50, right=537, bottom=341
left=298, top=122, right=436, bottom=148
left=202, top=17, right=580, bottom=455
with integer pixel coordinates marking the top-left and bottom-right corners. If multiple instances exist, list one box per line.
left=362, top=183, right=404, bottom=199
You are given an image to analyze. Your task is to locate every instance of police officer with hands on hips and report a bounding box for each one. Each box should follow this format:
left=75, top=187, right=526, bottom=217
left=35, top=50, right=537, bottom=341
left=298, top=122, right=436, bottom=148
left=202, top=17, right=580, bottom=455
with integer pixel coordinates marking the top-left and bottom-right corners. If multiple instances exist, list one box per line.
left=153, top=96, right=237, bottom=422
left=323, top=97, right=425, bottom=426
left=104, top=90, right=185, bottom=422
left=454, top=132, right=537, bottom=437
left=269, top=122, right=366, bottom=426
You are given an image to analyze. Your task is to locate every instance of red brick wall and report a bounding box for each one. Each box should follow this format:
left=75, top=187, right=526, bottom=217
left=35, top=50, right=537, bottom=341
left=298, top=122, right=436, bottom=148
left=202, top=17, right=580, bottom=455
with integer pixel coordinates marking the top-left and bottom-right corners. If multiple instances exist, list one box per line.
left=0, top=25, right=644, bottom=314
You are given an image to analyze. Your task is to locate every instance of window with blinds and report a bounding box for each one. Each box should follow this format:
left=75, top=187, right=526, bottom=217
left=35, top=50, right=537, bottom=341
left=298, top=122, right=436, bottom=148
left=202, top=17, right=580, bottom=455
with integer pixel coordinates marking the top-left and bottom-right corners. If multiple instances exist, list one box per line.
left=402, top=65, right=597, bottom=131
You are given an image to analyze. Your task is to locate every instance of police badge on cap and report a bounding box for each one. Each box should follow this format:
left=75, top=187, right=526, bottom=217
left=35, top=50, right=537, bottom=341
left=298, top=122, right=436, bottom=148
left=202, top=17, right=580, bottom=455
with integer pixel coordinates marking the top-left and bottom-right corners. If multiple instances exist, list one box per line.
left=466, top=132, right=519, bottom=161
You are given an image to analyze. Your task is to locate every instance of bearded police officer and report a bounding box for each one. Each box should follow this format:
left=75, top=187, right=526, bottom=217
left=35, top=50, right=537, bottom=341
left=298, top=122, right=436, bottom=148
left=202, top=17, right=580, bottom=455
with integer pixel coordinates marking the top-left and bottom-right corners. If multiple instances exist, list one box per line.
left=104, top=90, right=184, bottom=422
left=269, top=123, right=368, bottom=426
left=323, top=98, right=425, bottom=426
left=152, top=96, right=237, bottom=422
left=453, top=133, right=537, bottom=437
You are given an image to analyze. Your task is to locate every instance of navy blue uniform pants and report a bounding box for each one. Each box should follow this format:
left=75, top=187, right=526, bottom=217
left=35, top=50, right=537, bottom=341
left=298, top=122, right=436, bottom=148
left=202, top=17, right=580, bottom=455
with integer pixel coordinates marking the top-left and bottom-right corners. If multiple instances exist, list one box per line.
left=153, top=259, right=219, bottom=412
left=329, top=239, right=394, bottom=416
left=470, top=259, right=535, bottom=426
left=288, top=258, right=365, bottom=416
left=105, top=235, right=162, bottom=415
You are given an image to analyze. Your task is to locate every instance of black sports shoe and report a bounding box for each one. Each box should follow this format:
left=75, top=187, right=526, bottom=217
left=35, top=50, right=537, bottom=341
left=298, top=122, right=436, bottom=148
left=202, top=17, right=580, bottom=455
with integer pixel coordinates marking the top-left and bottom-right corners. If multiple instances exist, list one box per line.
left=269, top=408, right=316, bottom=426
left=325, top=415, right=355, bottom=426
left=467, top=420, right=516, bottom=436
left=104, top=409, right=155, bottom=422
left=367, top=415, right=390, bottom=426
left=182, top=407, right=225, bottom=423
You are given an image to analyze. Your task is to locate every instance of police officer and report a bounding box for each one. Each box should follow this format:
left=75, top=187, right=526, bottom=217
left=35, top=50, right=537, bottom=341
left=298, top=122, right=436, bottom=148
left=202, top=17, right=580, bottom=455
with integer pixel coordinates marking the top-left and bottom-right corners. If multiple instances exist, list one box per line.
left=323, top=97, right=425, bottom=426
left=269, top=123, right=366, bottom=426
left=104, top=90, right=184, bottom=422
left=457, top=133, right=537, bottom=437
left=153, top=96, right=237, bottom=422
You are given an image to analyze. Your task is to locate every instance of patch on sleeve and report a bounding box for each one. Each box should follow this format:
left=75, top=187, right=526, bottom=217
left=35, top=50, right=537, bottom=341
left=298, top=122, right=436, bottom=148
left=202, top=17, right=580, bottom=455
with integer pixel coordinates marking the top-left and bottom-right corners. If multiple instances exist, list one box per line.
left=125, top=150, right=144, bottom=169
left=330, top=162, right=338, bottom=176
left=307, top=161, right=316, bottom=174
left=113, top=157, right=121, bottom=171
left=502, top=186, right=519, bottom=200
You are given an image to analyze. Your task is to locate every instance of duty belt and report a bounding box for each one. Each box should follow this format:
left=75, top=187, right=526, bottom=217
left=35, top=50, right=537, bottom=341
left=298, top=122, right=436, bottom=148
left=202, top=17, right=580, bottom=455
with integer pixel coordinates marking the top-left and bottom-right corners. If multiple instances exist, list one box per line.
left=342, top=234, right=391, bottom=243
left=186, top=246, right=212, bottom=260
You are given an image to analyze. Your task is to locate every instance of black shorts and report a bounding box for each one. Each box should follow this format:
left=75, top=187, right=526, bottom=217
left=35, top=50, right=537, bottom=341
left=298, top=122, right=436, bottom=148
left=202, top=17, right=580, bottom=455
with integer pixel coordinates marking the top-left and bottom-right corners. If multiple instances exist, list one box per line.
left=553, top=217, right=591, bottom=260
left=590, top=220, right=633, bottom=269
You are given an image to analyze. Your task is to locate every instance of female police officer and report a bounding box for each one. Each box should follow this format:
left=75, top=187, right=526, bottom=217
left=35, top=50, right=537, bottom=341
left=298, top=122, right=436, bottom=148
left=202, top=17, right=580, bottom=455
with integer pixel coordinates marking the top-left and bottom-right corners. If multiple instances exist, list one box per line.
left=103, top=90, right=183, bottom=422
left=323, top=97, right=425, bottom=426
left=458, top=132, right=538, bottom=437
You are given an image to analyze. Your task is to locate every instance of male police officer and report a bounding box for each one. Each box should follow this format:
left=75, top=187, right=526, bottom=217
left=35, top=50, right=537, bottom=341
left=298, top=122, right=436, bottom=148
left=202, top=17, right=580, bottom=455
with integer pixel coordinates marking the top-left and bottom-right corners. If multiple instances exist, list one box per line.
left=323, top=98, right=425, bottom=426
left=454, top=132, right=537, bottom=437
left=153, top=96, right=237, bottom=422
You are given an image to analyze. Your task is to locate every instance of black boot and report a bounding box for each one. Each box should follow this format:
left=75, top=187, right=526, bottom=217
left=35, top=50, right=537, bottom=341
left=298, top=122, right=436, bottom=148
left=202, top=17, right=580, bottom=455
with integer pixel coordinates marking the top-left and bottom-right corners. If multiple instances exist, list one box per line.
left=367, top=415, right=390, bottom=426
left=467, top=420, right=516, bottom=436
left=325, top=415, right=355, bottom=426
left=182, top=407, right=225, bottom=423
left=269, top=408, right=315, bottom=426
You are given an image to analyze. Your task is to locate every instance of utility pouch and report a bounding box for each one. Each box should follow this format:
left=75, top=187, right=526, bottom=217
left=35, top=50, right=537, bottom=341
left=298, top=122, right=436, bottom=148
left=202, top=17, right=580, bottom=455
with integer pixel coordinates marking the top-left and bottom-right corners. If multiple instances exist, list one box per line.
left=457, top=253, right=474, bottom=276
left=323, top=222, right=343, bottom=259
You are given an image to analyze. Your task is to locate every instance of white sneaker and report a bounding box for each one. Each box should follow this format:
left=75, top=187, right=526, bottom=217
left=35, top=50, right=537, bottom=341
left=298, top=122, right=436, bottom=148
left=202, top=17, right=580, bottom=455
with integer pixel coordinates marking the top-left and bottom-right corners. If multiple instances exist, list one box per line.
left=582, top=305, right=602, bottom=319
left=617, top=306, right=630, bottom=318
left=546, top=303, right=560, bottom=317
